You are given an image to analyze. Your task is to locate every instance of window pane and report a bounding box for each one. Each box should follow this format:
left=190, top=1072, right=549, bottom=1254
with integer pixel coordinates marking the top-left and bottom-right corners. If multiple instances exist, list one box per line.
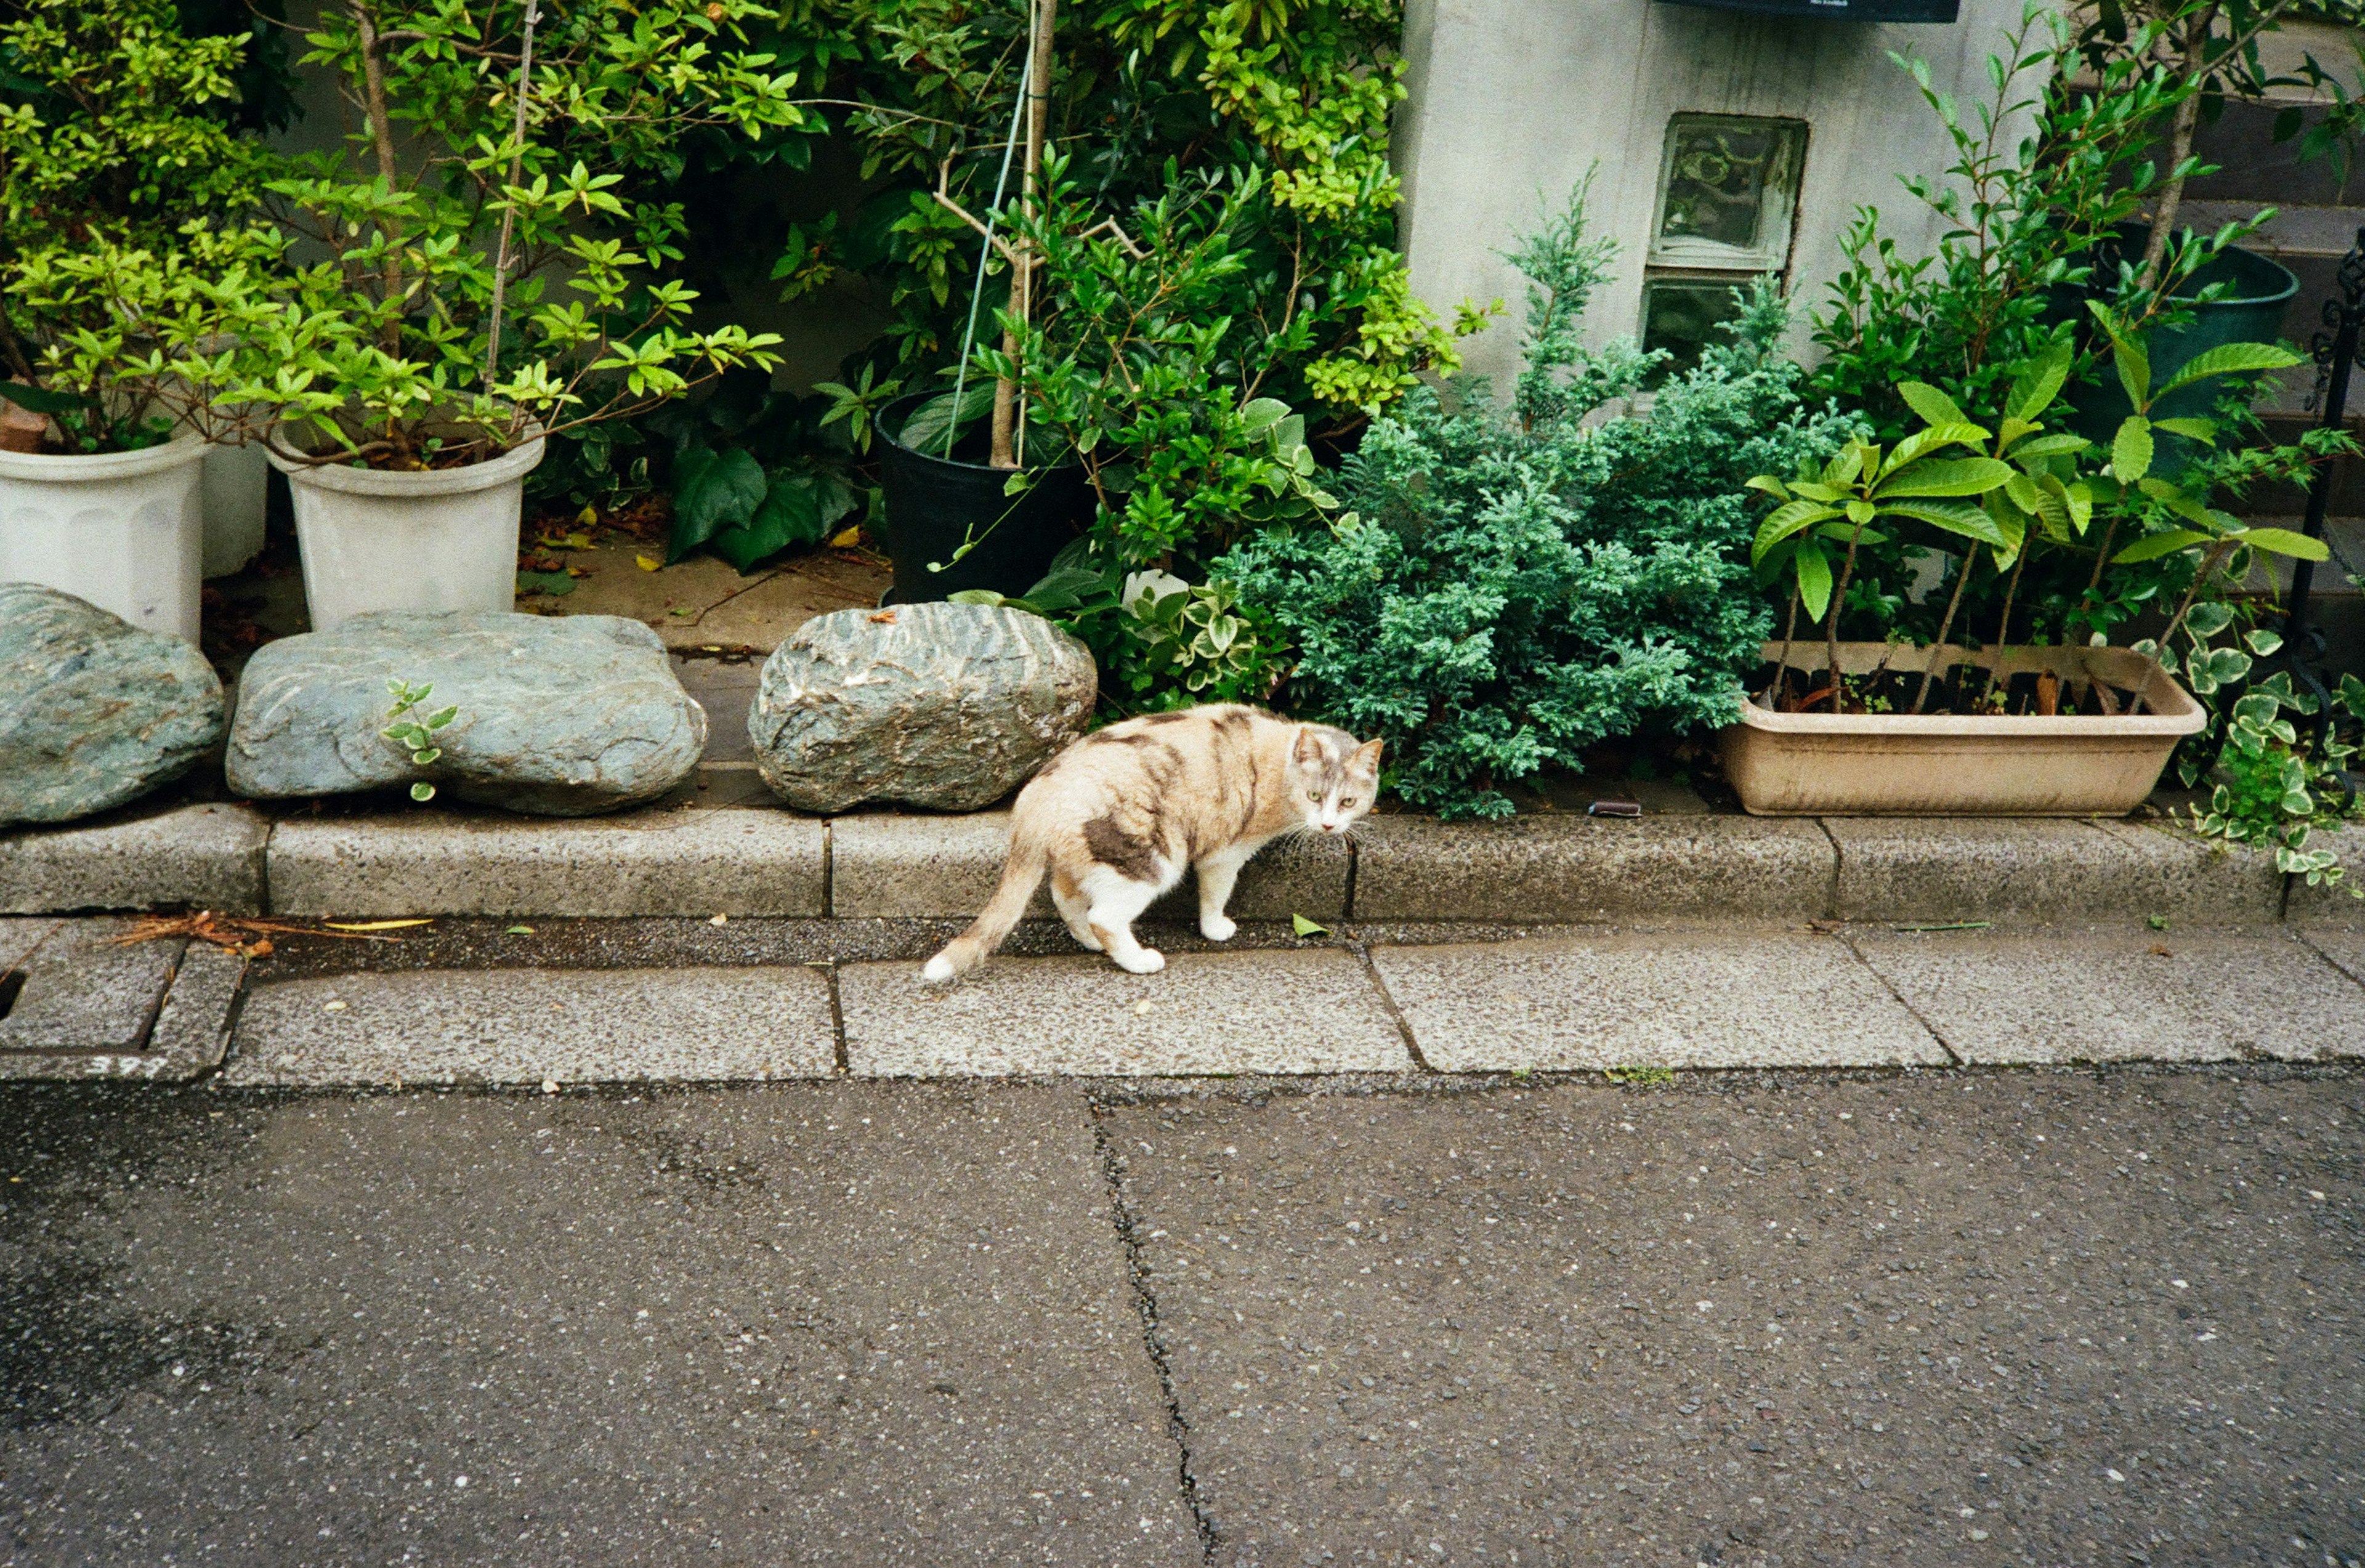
left=1640, top=279, right=1747, bottom=381
left=1650, top=115, right=1805, bottom=271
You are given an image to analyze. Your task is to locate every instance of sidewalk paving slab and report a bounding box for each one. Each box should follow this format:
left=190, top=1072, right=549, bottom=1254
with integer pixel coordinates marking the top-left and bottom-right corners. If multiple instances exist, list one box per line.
left=2298, top=924, right=2365, bottom=988
left=1349, top=814, right=1835, bottom=921
left=267, top=807, right=826, bottom=918
left=1102, top=1072, right=2365, bottom=1568
left=222, top=965, right=838, bottom=1085
left=0, top=1087, right=1202, bottom=1566
left=0, top=919, right=183, bottom=1078
left=0, top=915, right=58, bottom=971
left=1824, top=816, right=2279, bottom=924
left=1368, top=930, right=1947, bottom=1070
left=1850, top=925, right=2365, bottom=1063
left=0, top=802, right=267, bottom=915
left=839, top=947, right=1412, bottom=1076
left=828, top=809, right=1352, bottom=922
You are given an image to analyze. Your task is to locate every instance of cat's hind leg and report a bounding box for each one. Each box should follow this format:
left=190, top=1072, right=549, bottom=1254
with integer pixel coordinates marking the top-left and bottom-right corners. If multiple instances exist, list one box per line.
left=1049, top=866, right=1102, bottom=952
left=1080, top=865, right=1166, bottom=975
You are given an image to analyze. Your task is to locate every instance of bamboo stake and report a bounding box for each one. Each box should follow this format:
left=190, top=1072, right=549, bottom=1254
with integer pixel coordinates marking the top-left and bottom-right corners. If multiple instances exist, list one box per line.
left=483, top=0, right=541, bottom=410
left=990, top=0, right=1055, bottom=469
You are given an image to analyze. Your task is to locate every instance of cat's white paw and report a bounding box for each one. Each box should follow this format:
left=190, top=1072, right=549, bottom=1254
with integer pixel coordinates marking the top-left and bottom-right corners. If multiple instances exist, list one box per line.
left=920, top=953, right=956, bottom=984
left=1114, top=947, right=1166, bottom=975
left=1199, top=913, right=1237, bottom=942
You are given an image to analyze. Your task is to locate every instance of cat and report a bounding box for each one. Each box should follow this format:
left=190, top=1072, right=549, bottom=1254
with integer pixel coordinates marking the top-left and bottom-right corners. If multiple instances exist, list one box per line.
left=920, top=705, right=1384, bottom=981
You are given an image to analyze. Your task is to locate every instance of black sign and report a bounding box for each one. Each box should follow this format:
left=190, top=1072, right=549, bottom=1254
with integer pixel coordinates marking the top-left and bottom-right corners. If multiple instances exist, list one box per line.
left=1657, top=0, right=1959, bottom=21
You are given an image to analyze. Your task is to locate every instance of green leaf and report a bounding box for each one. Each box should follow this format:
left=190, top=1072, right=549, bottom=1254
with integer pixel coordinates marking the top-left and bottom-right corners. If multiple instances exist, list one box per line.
left=1240, top=397, right=1292, bottom=437
left=2113, top=335, right=2151, bottom=413
left=2154, top=341, right=2303, bottom=398
left=410, top=782, right=437, bottom=802
left=516, top=568, right=576, bottom=597
left=1752, top=499, right=1842, bottom=562
left=2187, top=602, right=2236, bottom=638
left=900, top=381, right=995, bottom=454
left=2206, top=647, right=2253, bottom=683
left=2246, top=628, right=2285, bottom=657
left=2007, top=432, right=2090, bottom=461
left=1873, top=456, right=2014, bottom=498
left=0, top=381, right=87, bottom=416
left=2237, top=526, right=2331, bottom=560
left=2110, top=418, right=2154, bottom=483
left=1882, top=421, right=1989, bottom=474
left=1897, top=381, right=1970, bottom=428
left=667, top=447, right=767, bottom=560
left=2112, top=527, right=2213, bottom=563
left=947, top=588, right=1010, bottom=607
left=1794, top=539, right=1833, bottom=622
left=2149, top=416, right=2219, bottom=443
left=2003, top=341, right=2072, bottom=422
left=1880, top=499, right=2010, bottom=546
left=1290, top=913, right=1330, bottom=937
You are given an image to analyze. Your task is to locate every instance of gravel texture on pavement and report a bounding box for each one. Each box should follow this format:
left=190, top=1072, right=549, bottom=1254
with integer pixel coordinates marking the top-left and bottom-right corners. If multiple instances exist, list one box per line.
left=1, top=1069, right=2358, bottom=1567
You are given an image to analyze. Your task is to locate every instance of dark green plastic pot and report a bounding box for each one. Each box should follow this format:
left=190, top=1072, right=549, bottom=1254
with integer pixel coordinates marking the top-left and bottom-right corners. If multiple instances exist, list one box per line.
left=2064, top=226, right=2298, bottom=459
left=875, top=392, right=1091, bottom=603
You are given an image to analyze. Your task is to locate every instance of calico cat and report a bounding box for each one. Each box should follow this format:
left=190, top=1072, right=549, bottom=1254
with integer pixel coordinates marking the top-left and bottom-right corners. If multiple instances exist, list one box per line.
left=921, top=705, right=1383, bottom=980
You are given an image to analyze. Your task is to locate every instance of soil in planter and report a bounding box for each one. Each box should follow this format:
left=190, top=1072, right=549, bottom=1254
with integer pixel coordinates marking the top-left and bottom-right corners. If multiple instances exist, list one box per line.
left=1754, top=660, right=2157, bottom=719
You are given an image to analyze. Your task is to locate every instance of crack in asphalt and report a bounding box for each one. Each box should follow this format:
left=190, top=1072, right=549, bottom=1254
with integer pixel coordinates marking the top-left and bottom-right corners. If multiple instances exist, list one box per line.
left=1088, top=1096, right=1221, bottom=1564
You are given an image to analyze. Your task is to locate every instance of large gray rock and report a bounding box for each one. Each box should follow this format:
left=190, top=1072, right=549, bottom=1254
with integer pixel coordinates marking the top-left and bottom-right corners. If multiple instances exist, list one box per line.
left=0, top=586, right=225, bottom=827
left=751, top=602, right=1095, bottom=812
left=228, top=612, right=705, bottom=816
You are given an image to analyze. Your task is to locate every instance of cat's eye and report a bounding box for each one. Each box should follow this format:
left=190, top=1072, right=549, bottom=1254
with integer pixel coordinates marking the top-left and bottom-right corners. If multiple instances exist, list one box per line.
left=1340, top=796, right=1357, bottom=808
left=1306, top=788, right=1322, bottom=802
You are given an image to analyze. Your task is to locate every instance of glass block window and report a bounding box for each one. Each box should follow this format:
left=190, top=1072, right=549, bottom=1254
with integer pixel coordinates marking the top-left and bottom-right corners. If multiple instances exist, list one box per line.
left=1640, top=115, right=1807, bottom=378
left=1649, top=115, right=1806, bottom=272
left=1639, top=279, right=1748, bottom=379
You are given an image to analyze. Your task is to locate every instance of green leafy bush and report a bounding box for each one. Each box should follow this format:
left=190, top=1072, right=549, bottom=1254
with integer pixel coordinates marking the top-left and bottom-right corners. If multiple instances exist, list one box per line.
left=2189, top=671, right=2365, bottom=899
left=218, top=0, right=811, bottom=471
left=0, top=0, right=282, bottom=451
left=1219, top=195, right=1855, bottom=818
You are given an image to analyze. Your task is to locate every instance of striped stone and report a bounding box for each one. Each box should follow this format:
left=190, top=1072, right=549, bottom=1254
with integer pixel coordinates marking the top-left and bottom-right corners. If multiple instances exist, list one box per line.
left=750, top=602, right=1094, bottom=812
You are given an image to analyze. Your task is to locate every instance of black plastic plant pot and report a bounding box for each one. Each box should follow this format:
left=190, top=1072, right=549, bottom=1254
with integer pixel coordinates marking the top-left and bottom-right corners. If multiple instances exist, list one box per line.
left=875, top=392, right=1093, bottom=602
left=2062, top=226, right=2299, bottom=461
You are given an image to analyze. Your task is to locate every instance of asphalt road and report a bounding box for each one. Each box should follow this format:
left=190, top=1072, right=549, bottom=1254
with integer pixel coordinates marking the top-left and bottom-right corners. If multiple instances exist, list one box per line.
left=2, top=1067, right=2359, bottom=1567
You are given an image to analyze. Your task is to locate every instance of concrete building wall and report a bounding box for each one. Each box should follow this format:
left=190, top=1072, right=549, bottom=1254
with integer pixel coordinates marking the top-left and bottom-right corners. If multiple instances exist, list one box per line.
left=1396, top=0, right=2039, bottom=382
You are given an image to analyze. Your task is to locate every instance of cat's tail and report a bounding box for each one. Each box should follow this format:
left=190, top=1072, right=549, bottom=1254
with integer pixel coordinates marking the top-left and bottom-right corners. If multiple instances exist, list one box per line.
left=920, top=830, right=1046, bottom=982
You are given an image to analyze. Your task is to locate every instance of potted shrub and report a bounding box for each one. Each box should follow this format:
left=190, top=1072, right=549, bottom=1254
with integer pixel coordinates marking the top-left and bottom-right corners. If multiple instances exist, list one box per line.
left=220, top=0, right=811, bottom=629
left=0, top=0, right=278, bottom=639
left=1730, top=317, right=2335, bottom=815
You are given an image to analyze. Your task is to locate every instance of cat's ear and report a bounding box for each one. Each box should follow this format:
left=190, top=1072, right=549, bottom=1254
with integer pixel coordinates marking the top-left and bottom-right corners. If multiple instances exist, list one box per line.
left=1292, top=725, right=1324, bottom=766
left=1351, top=737, right=1385, bottom=772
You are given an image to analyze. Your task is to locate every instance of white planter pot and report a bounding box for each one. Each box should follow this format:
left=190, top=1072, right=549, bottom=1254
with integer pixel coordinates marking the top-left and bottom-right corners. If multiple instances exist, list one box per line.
left=0, top=432, right=206, bottom=642
left=1721, top=641, right=2207, bottom=817
left=271, top=434, right=545, bottom=632
left=201, top=436, right=270, bottom=578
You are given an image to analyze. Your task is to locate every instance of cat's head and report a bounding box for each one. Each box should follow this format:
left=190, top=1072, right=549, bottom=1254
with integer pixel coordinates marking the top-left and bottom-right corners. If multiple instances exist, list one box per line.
left=1290, top=725, right=1385, bottom=834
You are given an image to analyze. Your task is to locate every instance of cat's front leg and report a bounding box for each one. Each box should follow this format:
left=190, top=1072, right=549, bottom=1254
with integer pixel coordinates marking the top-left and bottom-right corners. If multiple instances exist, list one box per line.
left=1194, top=845, right=1256, bottom=941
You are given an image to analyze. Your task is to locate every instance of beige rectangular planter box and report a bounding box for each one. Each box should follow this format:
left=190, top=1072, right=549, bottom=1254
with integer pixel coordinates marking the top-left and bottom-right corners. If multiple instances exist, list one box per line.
left=1721, top=642, right=2207, bottom=817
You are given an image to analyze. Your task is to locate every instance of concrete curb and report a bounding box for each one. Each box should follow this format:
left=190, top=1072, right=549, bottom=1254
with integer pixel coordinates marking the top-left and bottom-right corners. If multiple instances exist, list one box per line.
left=0, top=796, right=2319, bottom=927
